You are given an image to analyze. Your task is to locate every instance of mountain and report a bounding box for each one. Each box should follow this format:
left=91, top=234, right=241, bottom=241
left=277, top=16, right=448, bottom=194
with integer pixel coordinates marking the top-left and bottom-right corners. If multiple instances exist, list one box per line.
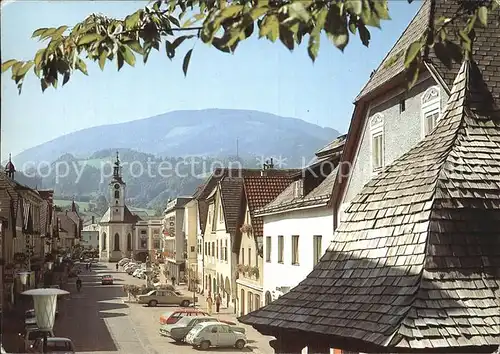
left=12, top=109, right=339, bottom=167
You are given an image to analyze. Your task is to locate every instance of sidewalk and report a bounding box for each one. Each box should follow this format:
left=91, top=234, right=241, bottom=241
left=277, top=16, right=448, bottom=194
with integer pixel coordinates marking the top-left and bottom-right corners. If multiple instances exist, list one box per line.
left=176, top=285, right=274, bottom=354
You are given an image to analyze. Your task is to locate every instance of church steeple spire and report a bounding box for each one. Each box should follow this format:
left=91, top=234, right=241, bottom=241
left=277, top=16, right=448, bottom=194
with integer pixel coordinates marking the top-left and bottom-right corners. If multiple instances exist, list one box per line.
left=5, top=153, right=16, bottom=179
left=113, top=151, right=122, bottom=182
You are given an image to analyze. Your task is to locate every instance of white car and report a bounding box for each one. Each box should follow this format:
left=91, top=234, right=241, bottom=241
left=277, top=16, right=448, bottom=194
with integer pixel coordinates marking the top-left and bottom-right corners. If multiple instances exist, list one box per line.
left=132, top=269, right=142, bottom=277
left=124, top=263, right=137, bottom=272
left=118, top=258, right=130, bottom=266
left=185, top=322, right=247, bottom=350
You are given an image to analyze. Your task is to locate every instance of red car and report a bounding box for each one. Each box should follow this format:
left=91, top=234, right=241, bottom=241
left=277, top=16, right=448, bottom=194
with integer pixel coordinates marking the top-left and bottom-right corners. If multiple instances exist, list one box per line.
left=159, top=308, right=209, bottom=325
left=101, top=275, right=113, bottom=285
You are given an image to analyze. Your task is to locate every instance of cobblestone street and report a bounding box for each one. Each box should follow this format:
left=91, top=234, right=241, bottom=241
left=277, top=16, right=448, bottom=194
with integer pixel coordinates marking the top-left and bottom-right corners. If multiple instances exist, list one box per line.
left=51, top=262, right=274, bottom=354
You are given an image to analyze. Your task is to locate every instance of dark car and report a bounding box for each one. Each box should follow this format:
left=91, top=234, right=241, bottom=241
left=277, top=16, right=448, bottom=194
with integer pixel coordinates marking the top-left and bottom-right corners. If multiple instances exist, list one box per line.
left=31, top=337, right=75, bottom=353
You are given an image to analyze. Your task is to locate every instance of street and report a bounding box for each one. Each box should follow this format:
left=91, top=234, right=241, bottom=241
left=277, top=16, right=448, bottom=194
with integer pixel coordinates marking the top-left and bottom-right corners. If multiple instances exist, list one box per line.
left=52, top=263, right=274, bottom=354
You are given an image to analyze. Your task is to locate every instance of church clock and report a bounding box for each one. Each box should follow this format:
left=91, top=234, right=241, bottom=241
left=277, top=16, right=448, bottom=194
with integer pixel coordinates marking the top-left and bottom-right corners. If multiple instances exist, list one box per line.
left=114, top=184, right=120, bottom=189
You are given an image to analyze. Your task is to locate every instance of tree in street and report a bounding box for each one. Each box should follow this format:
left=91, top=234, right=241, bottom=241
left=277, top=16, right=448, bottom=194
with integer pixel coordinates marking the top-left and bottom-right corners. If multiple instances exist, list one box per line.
left=2, top=0, right=498, bottom=93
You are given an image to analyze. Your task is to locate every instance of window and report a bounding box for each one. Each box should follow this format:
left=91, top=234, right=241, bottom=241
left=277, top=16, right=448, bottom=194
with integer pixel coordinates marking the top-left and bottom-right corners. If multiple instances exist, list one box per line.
left=114, top=233, right=120, bottom=251
left=211, top=203, right=216, bottom=232
left=219, top=203, right=224, bottom=223
left=191, top=246, right=195, bottom=252
left=153, top=238, right=161, bottom=249
left=248, top=248, right=252, bottom=267
left=254, top=294, right=260, bottom=310
left=421, top=86, right=441, bottom=137
left=216, top=241, right=219, bottom=259
left=114, top=190, right=120, bottom=199
left=278, top=236, right=284, bottom=263
left=265, top=236, right=271, bottom=262
left=127, top=233, right=132, bottom=251
left=207, top=242, right=210, bottom=256
left=211, top=242, right=215, bottom=256
left=241, top=248, right=245, bottom=264
left=102, top=232, right=107, bottom=250
left=224, top=240, right=228, bottom=261
left=291, top=235, right=299, bottom=265
left=370, top=113, right=384, bottom=172
left=313, top=235, right=322, bottom=266
left=248, top=292, right=253, bottom=313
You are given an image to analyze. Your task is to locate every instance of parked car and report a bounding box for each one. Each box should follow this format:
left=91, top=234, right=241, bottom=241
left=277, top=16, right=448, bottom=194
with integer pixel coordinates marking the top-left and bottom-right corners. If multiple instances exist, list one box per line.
left=160, top=315, right=245, bottom=342
left=185, top=322, right=247, bottom=350
left=118, top=258, right=130, bottom=266
left=30, top=337, right=75, bottom=353
left=159, top=308, right=209, bottom=325
left=132, top=269, right=142, bottom=277
left=137, top=289, right=195, bottom=307
left=19, top=325, right=54, bottom=352
left=101, top=274, right=113, bottom=285
left=26, top=309, right=59, bottom=323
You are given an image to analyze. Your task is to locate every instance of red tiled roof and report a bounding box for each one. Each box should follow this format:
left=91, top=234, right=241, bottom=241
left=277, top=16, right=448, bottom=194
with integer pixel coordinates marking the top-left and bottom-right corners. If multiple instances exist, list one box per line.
left=243, top=174, right=296, bottom=237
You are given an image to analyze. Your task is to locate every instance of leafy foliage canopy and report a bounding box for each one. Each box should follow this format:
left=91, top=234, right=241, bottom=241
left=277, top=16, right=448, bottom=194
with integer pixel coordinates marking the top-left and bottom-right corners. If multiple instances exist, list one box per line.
left=1, top=0, right=498, bottom=93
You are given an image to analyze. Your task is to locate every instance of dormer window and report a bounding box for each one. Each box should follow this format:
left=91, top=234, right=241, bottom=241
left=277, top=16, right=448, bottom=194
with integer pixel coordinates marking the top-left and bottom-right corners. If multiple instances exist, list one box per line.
left=421, top=86, right=441, bottom=137
left=370, top=113, right=384, bottom=173
left=293, top=180, right=303, bottom=198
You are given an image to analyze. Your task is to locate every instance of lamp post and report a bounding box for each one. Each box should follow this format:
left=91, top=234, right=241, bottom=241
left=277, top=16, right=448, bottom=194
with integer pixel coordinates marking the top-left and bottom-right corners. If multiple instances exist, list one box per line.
left=22, top=288, right=69, bottom=353
left=18, top=271, right=30, bottom=292
left=46, top=262, right=54, bottom=271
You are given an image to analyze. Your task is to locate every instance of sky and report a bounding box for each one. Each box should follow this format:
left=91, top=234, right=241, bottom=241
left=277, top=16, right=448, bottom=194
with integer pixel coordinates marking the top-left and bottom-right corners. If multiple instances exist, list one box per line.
left=1, top=0, right=421, bottom=161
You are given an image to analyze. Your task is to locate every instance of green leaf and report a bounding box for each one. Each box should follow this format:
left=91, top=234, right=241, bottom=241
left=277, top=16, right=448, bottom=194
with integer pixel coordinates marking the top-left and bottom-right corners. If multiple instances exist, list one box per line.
left=373, top=0, right=390, bottom=20
left=17, top=61, right=34, bottom=77
left=165, top=40, right=175, bottom=59
left=219, top=5, right=244, bottom=20
left=349, top=21, right=357, bottom=34
left=358, top=23, right=370, bottom=46
left=287, top=2, right=311, bottom=22
left=126, top=40, right=143, bottom=55
left=383, top=50, right=402, bottom=69
left=324, top=4, right=349, bottom=51
left=405, top=57, right=420, bottom=88
left=98, top=50, right=108, bottom=70
left=11, top=62, right=23, bottom=78
left=125, top=10, right=142, bottom=29
left=120, top=45, right=136, bottom=67
left=478, top=6, right=488, bottom=27
left=259, top=15, right=279, bottom=42
left=458, top=30, right=472, bottom=53
left=279, top=26, right=294, bottom=51
left=250, top=6, right=269, bottom=20
left=404, top=40, right=423, bottom=68
left=117, top=52, right=124, bottom=71
left=32, top=28, right=48, bottom=38
left=445, top=40, right=463, bottom=64
left=168, top=16, right=180, bottom=27
left=77, top=33, right=100, bottom=46
left=75, top=58, right=88, bottom=75
left=41, top=79, right=48, bottom=92
left=1, top=59, right=17, bottom=73
left=345, top=0, right=362, bottom=16
left=34, top=49, right=45, bottom=68
left=62, top=72, right=70, bottom=86
left=53, top=25, right=68, bottom=38
left=433, top=42, right=451, bottom=69
left=308, top=32, right=320, bottom=62
left=172, top=35, right=194, bottom=50
left=182, top=48, right=193, bottom=77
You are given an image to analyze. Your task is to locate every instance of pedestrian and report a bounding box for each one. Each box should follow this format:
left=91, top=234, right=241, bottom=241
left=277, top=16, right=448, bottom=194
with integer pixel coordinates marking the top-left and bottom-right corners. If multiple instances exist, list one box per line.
left=171, top=276, right=176, bottom=286
left=76, top=276, right=82, bottom=292
left=88, top=262, right=92, bottom=271
left=115, top=263, right=119, bottom=271
left=206, top=294, right=213, bottom=315
left=85, top=263, right=89, bottom=271
left=215, top=293, right=221, bottom=313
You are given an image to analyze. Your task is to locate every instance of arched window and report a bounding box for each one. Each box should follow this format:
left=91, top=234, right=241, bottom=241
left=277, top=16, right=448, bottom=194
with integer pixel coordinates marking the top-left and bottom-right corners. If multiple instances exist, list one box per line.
left=114, top=233, right=120, bottom=251
left=127, top=233, right=132, bottom=251
left=102, top=232, right=107, bottom=250
left=265, top=291, right=272, bottom=305
left=114, top=190, right=120, bottom=199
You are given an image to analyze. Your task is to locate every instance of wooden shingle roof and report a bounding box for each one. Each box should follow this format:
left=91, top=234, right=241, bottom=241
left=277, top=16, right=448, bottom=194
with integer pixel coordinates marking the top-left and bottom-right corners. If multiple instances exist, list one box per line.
left=240, top=60, right=500, bottom=352
left=357, top=0, right=500, bottom=103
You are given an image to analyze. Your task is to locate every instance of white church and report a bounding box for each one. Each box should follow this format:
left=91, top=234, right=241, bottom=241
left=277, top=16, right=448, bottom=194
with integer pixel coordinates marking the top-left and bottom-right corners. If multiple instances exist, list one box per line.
left=99, top=153, right=146, bottom=262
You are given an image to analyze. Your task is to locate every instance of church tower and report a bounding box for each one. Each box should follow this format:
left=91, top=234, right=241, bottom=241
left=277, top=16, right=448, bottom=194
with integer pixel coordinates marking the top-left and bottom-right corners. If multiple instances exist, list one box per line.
left=109, top=151, right=126, bottom=222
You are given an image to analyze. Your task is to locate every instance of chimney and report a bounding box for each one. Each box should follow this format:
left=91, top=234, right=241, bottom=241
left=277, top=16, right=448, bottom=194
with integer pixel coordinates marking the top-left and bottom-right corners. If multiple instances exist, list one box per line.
left=92, top=216, right=95, bottom=224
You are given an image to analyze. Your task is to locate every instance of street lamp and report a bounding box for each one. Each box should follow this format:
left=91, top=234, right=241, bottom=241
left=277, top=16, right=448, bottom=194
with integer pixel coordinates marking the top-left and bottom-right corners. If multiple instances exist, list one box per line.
left=46, top=262, right=54, bottom=271
left=22, top=288, right=69, bottom=353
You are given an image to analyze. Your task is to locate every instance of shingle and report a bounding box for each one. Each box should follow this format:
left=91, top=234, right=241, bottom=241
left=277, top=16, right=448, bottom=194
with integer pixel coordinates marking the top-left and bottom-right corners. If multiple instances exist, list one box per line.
left=239, top=60, right=500, bottom=352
